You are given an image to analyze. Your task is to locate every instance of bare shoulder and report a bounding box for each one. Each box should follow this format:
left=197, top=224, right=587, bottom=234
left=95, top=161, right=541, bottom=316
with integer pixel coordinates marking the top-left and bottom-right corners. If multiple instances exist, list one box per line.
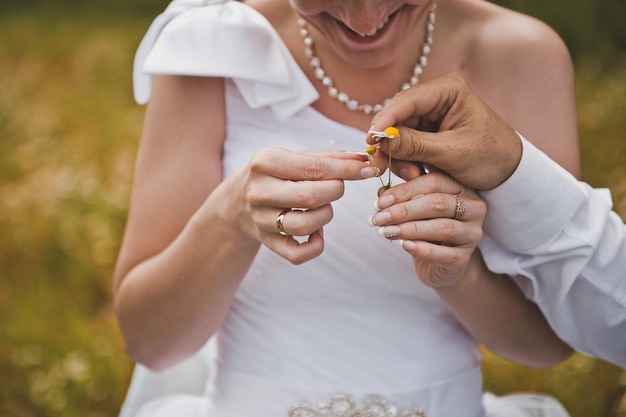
left=489, top=6, right=568, bottom=63
left=143, top=75, right=227, bottom=160
left=146, top=75, right=226, bottom=130
left=444, top=0, right=579, bottom=176
left=245, top=0, right=293, bottom=28
left=455, top=1, right=573, bottom=80
left=439, top=0, right=575, bottom=102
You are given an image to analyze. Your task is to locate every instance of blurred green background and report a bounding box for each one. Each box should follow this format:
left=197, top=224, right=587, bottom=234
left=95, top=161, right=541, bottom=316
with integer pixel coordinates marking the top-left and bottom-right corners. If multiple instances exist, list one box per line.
left=0, top=0, right=625, bottom=416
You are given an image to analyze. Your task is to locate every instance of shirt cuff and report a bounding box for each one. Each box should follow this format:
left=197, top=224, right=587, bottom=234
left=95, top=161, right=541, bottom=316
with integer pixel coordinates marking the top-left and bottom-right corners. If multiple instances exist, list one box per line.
left=480, top=133, right=588, bottom=252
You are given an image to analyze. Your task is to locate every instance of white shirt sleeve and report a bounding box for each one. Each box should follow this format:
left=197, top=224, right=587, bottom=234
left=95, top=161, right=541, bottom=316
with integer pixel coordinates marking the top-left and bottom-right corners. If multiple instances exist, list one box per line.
left=478, top=135, right=626, bottom=368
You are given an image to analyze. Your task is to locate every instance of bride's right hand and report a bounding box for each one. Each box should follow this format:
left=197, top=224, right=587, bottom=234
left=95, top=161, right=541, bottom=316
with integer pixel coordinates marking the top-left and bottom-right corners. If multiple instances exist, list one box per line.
left=227, top=148, right=376, bottom=265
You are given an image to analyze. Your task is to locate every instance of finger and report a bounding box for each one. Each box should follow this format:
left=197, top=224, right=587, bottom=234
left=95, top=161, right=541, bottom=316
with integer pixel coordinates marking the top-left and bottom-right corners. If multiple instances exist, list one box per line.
left=368, top=72, right=469, bottom=136
left=370, top=192, right=473, bottom=226
left=248, top=176, right=346, bottom=210
left=370, top=127, right=469, bottom=178
left=377, top=218, right=482, bottom=247
left=404, top=241, right=472, bottom=289
left=265, top=228, right=325, bottom=265
left=370, top=147, right=424, bottom=182
left=251, top=148, right=376, bottom=181
left=374, top=172, right=466, bottom=210
left=401, top=239, right=473, bottom=273
left=364, top=147, right=389, bottom=179
left=385, top=128, right=453, bottom=166
left=266, top=206, right=333, bottom=237
left=298, top=149, right=370, bottom=162
left=388, top=157, right=424, bottom=181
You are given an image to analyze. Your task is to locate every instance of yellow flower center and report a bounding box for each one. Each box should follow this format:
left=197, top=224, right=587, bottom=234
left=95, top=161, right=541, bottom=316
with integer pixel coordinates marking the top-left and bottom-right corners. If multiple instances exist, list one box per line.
left=383, top=127, right=400, bottom=139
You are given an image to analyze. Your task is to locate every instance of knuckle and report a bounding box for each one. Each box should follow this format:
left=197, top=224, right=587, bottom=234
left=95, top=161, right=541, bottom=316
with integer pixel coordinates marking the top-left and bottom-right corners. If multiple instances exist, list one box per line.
left=405, top=134, right=427, bottom=159
left=440, top=222, right=456, bottom=240
left=249, top=149, right=272, bottom=172
left=294, top=188, right=316, bottom=208
left=428, top=194, right=449, bottom=213
left=286, top=253, right=307, bottom=266
left=330, top=180, right=345, bottom=200
left=392, top=184, right=414, bottom=202
left=302, top=157, right=326, bottom=181
left=300, top=181, right=344, bottom=208
left=474, top=199, right=487, bottom=218
left=287, top=247, right=322, bottom=266
left=404, top=222, right=421, bottom=239
left=291, top=218, right=312, bottom=237
left=245, top=183, right=264, bottom=206
left=395, top=203, right=412, bottom=221
left=420, top=244, right=436, bottom=262
left=294, top=185, right=322, bottom=208
left=444, top=251, right=462, bottom=266
left=469, top=226, right=483, bottom=243
left=341, top=161, right=360, bottom=180
left=422, top=173, right=445, bottom=192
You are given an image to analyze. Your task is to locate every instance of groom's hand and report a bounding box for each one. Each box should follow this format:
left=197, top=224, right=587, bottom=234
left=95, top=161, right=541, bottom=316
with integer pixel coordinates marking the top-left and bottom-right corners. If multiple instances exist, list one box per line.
left=367, top=72, right=522, bottom=191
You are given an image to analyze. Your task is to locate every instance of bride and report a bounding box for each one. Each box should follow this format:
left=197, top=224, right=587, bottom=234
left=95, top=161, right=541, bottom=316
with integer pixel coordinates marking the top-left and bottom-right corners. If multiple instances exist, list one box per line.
left=114, top=0, right=579, bottom=416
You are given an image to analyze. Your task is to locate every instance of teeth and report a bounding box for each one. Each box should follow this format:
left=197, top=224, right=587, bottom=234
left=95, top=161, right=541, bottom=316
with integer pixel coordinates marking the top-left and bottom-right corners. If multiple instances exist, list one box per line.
left=359, top=16, right=389, bottom=37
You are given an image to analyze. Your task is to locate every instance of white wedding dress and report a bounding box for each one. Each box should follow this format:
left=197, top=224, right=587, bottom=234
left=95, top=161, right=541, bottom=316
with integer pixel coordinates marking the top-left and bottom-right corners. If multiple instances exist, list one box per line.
left=119, top=1, right=572, bottom=416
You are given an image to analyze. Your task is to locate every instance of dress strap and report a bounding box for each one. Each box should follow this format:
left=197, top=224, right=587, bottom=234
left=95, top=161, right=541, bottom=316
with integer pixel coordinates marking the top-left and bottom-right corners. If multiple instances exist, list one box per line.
left=133, top=0, right=319, bottom=119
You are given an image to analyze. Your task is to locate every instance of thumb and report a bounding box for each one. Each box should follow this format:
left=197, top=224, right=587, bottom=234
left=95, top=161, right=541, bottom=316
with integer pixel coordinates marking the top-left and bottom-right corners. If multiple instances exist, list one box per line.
left=368, top=72, right=467, bottom=139
left=383, top=127, right=453, bottom=167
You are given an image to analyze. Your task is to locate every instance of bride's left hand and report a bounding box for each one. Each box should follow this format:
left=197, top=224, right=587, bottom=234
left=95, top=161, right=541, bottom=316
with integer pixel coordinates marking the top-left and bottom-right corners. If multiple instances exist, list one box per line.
left=369, top=171, right=486, bottom=288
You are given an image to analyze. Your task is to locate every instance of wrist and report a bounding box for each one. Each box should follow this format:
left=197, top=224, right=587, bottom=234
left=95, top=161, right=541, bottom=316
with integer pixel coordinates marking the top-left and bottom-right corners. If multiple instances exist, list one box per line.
left=191, top=177, right=259, bottom=248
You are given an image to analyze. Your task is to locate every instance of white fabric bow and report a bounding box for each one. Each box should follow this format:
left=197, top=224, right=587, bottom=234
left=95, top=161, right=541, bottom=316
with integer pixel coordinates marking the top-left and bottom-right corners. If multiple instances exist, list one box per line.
left=133, top=0, right=319, bottom=119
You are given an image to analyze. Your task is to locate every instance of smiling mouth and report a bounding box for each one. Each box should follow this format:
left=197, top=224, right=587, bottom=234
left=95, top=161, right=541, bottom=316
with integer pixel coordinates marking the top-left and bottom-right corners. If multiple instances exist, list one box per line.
left=358, top=16, right=390, bottom=37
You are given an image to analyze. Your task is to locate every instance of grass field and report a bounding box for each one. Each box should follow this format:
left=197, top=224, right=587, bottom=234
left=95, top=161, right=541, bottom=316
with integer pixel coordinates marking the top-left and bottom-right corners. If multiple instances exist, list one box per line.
left=1, top=6, right=625, bottom=417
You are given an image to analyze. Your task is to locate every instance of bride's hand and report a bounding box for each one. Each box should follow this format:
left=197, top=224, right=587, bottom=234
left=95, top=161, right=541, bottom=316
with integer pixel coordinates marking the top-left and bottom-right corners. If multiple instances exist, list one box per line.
left=233, top=148, right=376, bottom=265
left=368, top=171, right=486, bottom=288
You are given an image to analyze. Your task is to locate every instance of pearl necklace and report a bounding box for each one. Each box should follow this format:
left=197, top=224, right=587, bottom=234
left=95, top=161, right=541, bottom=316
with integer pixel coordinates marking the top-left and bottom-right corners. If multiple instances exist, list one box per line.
left=297, top=6, right=436, bottom=114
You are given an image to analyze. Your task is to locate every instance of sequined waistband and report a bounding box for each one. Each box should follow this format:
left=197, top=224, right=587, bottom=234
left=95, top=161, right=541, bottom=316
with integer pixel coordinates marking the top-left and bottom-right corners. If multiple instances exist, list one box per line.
left=289, top=393, right=427, bottom=417
left=205, top=366, right=486, bottom=417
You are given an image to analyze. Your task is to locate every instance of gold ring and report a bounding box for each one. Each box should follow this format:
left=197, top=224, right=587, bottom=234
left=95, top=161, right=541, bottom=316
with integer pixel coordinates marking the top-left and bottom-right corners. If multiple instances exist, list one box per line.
left=276, top=208, right=292, bottom=236
left=453, top=193, right=466, bottom=221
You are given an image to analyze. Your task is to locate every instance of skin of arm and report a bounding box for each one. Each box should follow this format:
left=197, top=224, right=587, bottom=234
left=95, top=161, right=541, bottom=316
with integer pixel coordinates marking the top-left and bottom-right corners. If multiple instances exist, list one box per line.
left=436, top=252, right=574, bottom=368
left=114, top=75, right=376, bottom=371
left=113, top=75, right=258, bottom=371
left=369, top=3, right=578, bottom=368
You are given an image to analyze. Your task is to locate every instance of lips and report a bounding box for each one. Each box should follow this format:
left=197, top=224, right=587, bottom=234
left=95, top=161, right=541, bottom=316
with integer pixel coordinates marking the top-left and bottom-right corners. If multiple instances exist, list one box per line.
left=336, top=11, right=396, bottom=44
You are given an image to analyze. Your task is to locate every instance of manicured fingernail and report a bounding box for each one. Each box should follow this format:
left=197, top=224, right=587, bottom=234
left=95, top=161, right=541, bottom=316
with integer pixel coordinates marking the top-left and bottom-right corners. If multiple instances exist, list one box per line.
left=369, top=210, right=391, bottom=226
left=361, top=167, right=378, bottom=179
left=374, top=194, right=395, bottom=211
left=378, top=226, right=400, bottom=238
left=401, top=240, right=416, bottom=251
left=368, top=126, right=384, bottom=143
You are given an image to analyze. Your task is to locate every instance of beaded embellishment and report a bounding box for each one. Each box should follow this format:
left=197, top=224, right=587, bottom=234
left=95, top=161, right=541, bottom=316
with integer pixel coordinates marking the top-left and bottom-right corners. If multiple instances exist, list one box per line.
left=289, top=394, right=426, bottom=417
left=202, top=0, right=229, bottom=5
